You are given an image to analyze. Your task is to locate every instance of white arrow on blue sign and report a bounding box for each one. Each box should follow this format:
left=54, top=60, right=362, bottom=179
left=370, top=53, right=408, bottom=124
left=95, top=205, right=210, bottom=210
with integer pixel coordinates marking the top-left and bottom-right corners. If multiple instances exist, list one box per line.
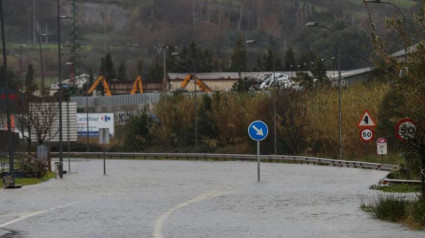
left=248, top=120, right=269, bottom=141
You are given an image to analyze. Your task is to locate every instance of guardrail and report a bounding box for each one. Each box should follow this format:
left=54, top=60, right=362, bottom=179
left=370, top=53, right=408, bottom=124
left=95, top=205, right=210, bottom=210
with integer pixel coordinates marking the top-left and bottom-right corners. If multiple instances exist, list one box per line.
left=382, top=178, right=421, bottom=185
left=44, top=152, right=399, bottom=171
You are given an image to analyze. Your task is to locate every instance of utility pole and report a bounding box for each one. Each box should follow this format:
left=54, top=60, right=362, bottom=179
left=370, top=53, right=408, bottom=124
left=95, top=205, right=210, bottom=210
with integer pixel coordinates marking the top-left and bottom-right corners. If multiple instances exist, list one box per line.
left=32, top=0, right=36, bottom=44
left=163, top=46, right=167, bottom=92
left=0, top=0, right=16, bottom=186
left=70, top=0, right=80, bottom=86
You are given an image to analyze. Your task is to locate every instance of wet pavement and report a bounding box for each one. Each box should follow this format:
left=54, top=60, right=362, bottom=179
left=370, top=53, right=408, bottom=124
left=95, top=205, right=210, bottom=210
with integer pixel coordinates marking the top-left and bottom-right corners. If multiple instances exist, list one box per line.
left=0, top=159, right=424, bottom=238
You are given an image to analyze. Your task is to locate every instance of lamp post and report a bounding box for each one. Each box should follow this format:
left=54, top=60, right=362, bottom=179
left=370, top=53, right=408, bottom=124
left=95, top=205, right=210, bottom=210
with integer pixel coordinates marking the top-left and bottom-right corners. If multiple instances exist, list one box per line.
left=171, top=52, right=198, bottom=147
left=246, top=40, right=278, bottom=155
left=306, top=22, right=343, bottom=160
left=19, top=45, right=26, bottom=84
left=365, top=0, right=407, bottom=63
left=38, top=33, right=46, bottom=95
left=57, top=0, right=64, bottom=178
left=0, top=0, right=16, bottom=186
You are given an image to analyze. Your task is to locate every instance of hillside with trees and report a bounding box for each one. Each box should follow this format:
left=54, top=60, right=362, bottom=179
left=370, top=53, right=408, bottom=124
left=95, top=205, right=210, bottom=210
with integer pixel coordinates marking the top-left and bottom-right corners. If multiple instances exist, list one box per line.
left=1, top=0, right=422, bottom=88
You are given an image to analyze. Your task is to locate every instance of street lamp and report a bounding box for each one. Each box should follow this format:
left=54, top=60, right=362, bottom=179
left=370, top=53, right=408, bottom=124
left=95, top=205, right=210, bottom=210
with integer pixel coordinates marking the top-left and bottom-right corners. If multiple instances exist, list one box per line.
left=365, top=0, right=408, bottom=63
left=171, top=52, right=198, bottom=148
left=19, top=45, right=26, bottom=84
left=57, top=1, right=71, bottom=178
left=38, top=33, right=46, bottom=95
left=246, top=39, right=278, bottom=154
left=306, top=21, right=343, bottom=160
left=0, top=0, right=16, bottom=187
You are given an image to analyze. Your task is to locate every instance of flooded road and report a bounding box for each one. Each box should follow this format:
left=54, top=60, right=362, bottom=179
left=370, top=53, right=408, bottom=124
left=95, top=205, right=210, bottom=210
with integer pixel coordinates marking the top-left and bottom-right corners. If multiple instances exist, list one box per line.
left=0, top=159, right=423, bottom=237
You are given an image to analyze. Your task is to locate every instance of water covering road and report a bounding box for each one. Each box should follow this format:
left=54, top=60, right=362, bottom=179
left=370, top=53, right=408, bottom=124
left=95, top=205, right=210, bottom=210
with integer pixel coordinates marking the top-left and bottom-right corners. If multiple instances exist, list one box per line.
left=0, top=159, right=423, bottom=238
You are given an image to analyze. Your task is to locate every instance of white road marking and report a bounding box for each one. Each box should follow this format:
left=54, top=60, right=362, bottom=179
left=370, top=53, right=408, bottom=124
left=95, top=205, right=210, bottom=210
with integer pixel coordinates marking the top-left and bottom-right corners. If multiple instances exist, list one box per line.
left=152, top=190, right=230, bottom=238
left=0, top=202, right=78, bottom=228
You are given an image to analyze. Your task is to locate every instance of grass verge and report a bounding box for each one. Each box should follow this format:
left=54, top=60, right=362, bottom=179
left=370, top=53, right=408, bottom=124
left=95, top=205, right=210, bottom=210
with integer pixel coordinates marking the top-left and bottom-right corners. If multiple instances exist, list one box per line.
left=381, top=184, right=421, bottom=193
left=361, top=195, right=425, bottom=230
left=14, top=172, right=56, bottom=186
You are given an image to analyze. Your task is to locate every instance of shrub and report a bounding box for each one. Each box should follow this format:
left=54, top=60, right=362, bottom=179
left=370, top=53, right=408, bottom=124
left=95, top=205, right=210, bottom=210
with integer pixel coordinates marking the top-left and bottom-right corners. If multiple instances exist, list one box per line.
left=406, top=197, right=425, bottom=229
left=363, top=195, right=409, bottom=222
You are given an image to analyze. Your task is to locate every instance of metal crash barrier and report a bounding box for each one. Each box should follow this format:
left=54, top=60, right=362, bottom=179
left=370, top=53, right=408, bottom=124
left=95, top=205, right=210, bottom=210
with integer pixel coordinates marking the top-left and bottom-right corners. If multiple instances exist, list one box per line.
left=43, top=152, right=400, bottom=172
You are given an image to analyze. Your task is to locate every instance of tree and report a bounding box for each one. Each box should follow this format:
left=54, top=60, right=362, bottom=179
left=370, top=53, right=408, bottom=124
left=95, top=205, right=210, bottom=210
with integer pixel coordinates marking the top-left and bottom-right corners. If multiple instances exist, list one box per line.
left=98, top=54, right=116, bottom=94
left=147, top=55, right=163, bottom=82
left=120, top=112, right=154, bottom=151
left=117, top=61, right=129, bottom=81
left=365, top=2, right=425, bottom=197
left=284, top=47, right=296, bottom=70
left=136, top=59, right=144, bottom=76
left=230, top=35, right=247, bottom=73
left=24, top=63, right=35, bottom=93
left=99, top=53, right=116, bottom=81
left=310, top=59, right=329, bottom=87
left=15, top=95, right=60, bottom=173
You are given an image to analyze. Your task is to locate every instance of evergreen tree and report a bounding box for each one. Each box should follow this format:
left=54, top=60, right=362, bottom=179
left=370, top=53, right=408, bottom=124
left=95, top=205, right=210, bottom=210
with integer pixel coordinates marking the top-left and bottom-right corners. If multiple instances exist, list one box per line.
left=311, top=59, right=329, bottom=87
left=230, top=35, right=247, bottom=73
left=284, top=47, right=296, bottom=70
left=263, top=49, right=274, bottom=71
left=136, top=59, right=144, bottom=76
left=24, top=63, right=35, bottom=92
left=147, top=55, right=163, bottom=82
left=117, top=61, right=129, bottom=81
left=99, top=53, right=116, bottom=81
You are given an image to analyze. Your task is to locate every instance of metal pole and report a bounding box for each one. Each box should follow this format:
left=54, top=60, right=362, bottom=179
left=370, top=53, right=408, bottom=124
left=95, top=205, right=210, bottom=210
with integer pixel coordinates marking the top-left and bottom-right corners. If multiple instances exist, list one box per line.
left=19, top=45, right=23, bottom=83
left=246, top=41, right=278, bottom=154
left=38, top=33, right=45, bottom=95
left=0, top=0, right=15, bottom=185
left=67, top=102, right=70, bottom=173
left=163, top=47, right=167, bottom=92
left=273, top=93, right=277, bottom=154
left=103, top=146, right=106, bottom=175
left=86, top=94, right=89, bottom=152
left=337, top=34, right=342, bottom=160
left=421, top=152, right=425, bottom=198
left=306, top=23, right=342, bottom=159
left=272, top=53, right=277, bottom=155
left=194, top=76, right=198, bottom=148
left=257, top=141, right=260, bottom=181
left=57, top=0, right=64, bottom=178
left=32, top=0, right=36, bottom=44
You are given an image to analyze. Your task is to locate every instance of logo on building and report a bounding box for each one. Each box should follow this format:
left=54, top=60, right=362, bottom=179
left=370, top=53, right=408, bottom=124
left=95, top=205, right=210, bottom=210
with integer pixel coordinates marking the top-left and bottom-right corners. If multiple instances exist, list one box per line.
left=103, top=115, right=111, bottom=122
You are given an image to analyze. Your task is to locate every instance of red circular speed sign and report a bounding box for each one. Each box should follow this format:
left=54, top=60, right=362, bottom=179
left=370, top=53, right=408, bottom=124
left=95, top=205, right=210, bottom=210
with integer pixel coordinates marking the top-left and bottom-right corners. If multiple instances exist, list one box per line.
left=395, top=118, right=416, bottom=141
left=360, top=128, right=374, bottom=142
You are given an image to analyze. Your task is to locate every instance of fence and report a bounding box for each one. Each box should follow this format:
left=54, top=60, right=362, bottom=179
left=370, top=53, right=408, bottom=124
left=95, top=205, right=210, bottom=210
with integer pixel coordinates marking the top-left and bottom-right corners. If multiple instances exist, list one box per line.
left=48, top=152, right=399, bottom=171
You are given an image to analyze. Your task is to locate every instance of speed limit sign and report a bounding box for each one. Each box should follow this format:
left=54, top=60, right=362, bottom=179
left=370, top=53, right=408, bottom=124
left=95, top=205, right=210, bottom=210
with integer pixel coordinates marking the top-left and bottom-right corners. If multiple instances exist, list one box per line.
left=395, top=118, right=416, bottom=141
left=360, top=128, right=374, bottom=142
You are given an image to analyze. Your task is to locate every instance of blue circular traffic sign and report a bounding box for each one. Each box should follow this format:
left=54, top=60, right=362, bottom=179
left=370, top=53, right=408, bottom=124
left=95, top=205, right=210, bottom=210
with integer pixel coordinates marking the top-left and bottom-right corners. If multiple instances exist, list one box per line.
left=248, top=120, right=269, bottom=141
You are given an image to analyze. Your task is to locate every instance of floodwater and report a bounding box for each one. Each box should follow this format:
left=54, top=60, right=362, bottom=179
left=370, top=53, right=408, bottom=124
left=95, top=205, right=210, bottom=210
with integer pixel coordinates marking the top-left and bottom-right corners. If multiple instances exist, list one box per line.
left=0, top=159, right=423, bottom=238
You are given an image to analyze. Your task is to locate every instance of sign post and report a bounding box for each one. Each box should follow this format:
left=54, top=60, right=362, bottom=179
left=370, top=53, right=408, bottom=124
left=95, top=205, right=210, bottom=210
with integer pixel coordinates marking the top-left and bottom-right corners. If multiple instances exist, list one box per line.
left=248, top=120, right=268, bottom=181
left=376, top=137, right=387, bottom=164
left=358, top=110, right=376, bottom=156
left=99, top=128, right=110, bottom=175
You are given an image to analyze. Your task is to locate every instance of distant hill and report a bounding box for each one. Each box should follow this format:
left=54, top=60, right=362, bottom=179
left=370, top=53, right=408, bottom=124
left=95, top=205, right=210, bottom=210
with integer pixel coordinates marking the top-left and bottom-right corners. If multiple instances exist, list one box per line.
left=2, top=0, right=423, bottom=81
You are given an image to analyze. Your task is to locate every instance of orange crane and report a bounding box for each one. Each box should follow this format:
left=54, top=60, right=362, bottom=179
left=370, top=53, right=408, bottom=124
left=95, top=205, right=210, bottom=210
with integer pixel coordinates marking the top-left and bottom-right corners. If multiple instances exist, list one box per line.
left=130, top=75, right=144, bottom=94
left=87, top=76, right=112, bottom=96
left=180, top=74, right=211, bottom=92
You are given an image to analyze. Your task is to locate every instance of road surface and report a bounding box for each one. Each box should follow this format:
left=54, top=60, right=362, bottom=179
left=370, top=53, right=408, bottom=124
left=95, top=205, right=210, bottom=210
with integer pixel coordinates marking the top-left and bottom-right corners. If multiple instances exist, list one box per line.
left=0, top=159, right=423, bottom=237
